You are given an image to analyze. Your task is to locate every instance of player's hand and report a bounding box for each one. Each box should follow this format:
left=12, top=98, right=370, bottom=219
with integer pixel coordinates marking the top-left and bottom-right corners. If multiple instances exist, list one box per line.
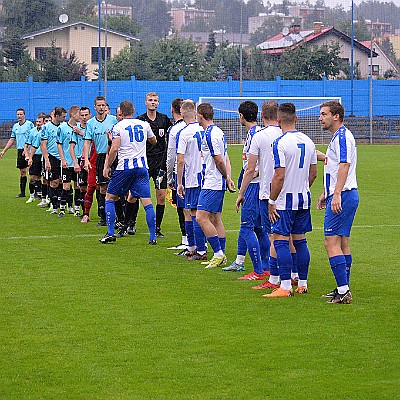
left=316, top=193, right=326, bottom=210
left=74, top=163, right=80, bottom=173
left=235, top=193, right=244, bottom=213
left=268, top=203, right=280, bottom=223
left=0, top=151, right=4, bottom=158
left=331, top=193, right=342, bottom=214
left=227, top=178, right=236, bottom=193
left=156, top=170, right=166, bottom=190
left=62, top=159, right=68, bottom=169
left=27, top=158, right=32, bottom=167
left=177, top=184, right=185, bottom=199
left=84, top=161, right=91, bottom=171
left=103, top=166, right=111, bottom=179
left=45, top=160, right=51, bottom=171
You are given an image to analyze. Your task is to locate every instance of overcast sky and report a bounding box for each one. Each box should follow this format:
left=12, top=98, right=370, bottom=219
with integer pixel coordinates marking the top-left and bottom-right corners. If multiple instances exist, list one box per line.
left=262, top=0, right=400, bottom=11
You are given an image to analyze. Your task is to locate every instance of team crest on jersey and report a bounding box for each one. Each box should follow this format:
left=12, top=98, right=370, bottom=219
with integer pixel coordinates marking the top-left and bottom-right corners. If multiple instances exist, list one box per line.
left=159, top=129, right=165, bottom=137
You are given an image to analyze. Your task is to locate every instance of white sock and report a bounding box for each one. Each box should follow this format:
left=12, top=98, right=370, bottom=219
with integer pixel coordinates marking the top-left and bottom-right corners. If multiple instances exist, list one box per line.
left=236, top=255, right=245, bottom=264
left=291, top=272, right=299, bottom=279
left=182, top=235, right=188, bottom=245
left=298, top=279, right=307, bottom=288
left=269, top=275, right=280, bottom=285
left=281, top=279, right=292, bottom=290
left=338, top=285, right=349, bottom=294
left=214, top=250, right=224, bottom=258
left=188, top=245, right=196, bottom=252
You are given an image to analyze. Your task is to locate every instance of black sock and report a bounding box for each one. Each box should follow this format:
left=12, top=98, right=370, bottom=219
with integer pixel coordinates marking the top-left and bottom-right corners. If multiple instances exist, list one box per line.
left=49, top=186, right=58, bottom=208
left=177, top=207, right=186, bottom=236
left=74, top=189, right=80, bottom=208
left=98, top=192, right=106, bottom=221
left=35, top=180, right=42, bottom=196
left=156, top=204, right=165, bottom=232
left=124, top=201, right=135, bottom=226
left=130, top=200, right=139, bottom=225
left=56, top=186, right=63, bottom=208
left=42, top=184, right=48, bottom=199
left=96, top=189, right=101, bottom=218
left=29, top=181, right=35, bottom=195
left=60, top=189, right=68, bottom=210
left=67, top=188, right=73, bottom=208
left=115, top=199, right=124, bottom=222
left=20, top=176, right=27, bottom=195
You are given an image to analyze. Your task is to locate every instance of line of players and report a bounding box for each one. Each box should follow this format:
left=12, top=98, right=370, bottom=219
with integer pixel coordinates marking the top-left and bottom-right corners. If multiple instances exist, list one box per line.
left=1, top=97, right=358, bottom=304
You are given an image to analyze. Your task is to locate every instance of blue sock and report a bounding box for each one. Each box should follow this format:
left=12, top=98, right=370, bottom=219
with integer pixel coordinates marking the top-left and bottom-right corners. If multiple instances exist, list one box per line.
left=237, top=231, right=247, bottom=257
left=255, top=227, right=270, bottom=272
left=144, top=203, right=156, bottom=241
left=219, top=237, right=226, bottom=253
left=240, top=225, right=262, bottom=274
left=269, top=256, right=279, bottom=276
left=345, top=254, right=353, bottom=283
left=293, top=239, right=310, bottom=281
left=329, top=255, right=348, bottom=287
left=105, top=199, right=116, bottom=236
left=193, top=216, right=206, bottom=252
left=274, top=240, right=292, bottom=281
left=291, top=252, right=298, bottom=274
left=207, top=235, right=221, bottom=254
left=185, top=220, right=195, bottom=247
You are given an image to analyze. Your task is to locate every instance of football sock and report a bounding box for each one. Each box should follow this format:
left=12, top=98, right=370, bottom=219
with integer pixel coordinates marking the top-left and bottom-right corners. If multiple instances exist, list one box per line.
left=291, top=252, right=298, bottom=275
left=96, top=189, right=101, bottom=217
left=105, top=199, right=116, bottom=236
left=235, top=255, right=245, bottom=265
left=240, top=225, right=262, bottom=274
left=255, top=227, right=270, bottom=272
left=83, top=185, right=95, bottom=215
left=41, top=184, right=48, bottom=199
left=237, top=231, right=247, bottom=257
left=115, top=199, right=124, bottom=223
left=192, top=216, right=206, bottom=253
left=60, top=189, right=68, bottom=211
left=185, top=220, right=195, bottom=248
left=35, top=180, right=42, bottom=197
left=269, top=256, right=280, bottom=284
left=74, top=188, right=81, bottom=208
left=49, top=186, right=58, bottom=208
left=273, top=240, right=292, bottom=282
left=98, top=193, right=106, bottom=221
left=329, top=255, right=348, bottom=288
left=182, top=235, right=188, bottom=246
left=67, top=188, right=73, bottom=208
left=293, top=239, right=310, bottom=281
left=144, top=203, right=156, bottom=241
left=156, top=204, right=165, bottom=232
left=219, top=237, right=226, bottom=253
left=177, top=207, right=186, bottom=236
left=345, top=254, right=352, bottom=283
left=20, top=176, right=27, bottom=195
left=56, top=186, right=62, bottom=208
left=130, top=200, right=139, bottom=226
left=124, top=201, right=135, bottom=226
left=207, top=235, right=223, bottom=257
left=29, top=181, right=35, bottom=195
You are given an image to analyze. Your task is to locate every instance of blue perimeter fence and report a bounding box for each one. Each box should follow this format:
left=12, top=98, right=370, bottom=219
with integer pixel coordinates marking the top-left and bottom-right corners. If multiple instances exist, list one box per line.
left=0, top=76, right=399, bottom=142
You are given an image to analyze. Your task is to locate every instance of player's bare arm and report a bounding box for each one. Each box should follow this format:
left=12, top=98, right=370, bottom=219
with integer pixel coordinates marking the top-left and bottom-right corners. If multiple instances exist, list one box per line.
left=236, top=153, right=257, bottom=212
left=268, top=166, right=285, bottom=223
left=331, top=162, right=350, bottom=214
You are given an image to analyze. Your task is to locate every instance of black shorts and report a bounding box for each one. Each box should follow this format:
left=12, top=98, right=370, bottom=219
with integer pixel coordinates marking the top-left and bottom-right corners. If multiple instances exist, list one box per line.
left=96, top=153, right=109, bottom=185
left=48, top=154, right=61, bottom=181
left=148, top=166, right=167, bottom=190
left=17, top=149, right=28, bottom=169
left=29, top=154, right=42, bottom=176
left=61, top=166, right=75, bottom=183
left=77, top=158, right=88, bottom=187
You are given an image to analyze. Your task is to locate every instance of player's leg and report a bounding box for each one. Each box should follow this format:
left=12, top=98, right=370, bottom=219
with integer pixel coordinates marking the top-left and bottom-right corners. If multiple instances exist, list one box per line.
left=289, top=236, right=299, bottom=284
left=16, top=150, right=28, bottom=197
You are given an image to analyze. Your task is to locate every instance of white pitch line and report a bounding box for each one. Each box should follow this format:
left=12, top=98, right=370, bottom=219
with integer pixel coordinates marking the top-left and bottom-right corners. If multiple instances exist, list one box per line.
left=1, top=224, right=399, bottom=241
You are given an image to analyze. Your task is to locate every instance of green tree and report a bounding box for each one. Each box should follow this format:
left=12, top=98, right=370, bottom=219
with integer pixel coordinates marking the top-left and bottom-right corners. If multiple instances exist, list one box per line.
left=244, top=48, right=277, bottom=80
left=279, top=43, right=342, bottom=80
left=3, top=0, right=59, bottom=34
left=250, top=15, right=283, bottom=46
left=0, top=52, right=40, bottom=82
left=338, top=17, right=370, bottom=42
left=106, top=15, right=141, bottom=37
left=204, top=32, right=217, bottom=61
left=64, top=0, right=96, bottom=21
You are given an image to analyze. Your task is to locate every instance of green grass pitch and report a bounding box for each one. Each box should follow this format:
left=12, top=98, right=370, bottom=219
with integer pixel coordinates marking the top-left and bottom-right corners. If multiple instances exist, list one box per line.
left=0, top=145, right=399, bottom=399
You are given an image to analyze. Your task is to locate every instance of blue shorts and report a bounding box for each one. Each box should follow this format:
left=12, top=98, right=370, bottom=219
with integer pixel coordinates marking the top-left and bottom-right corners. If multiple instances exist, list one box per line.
left=324, top=189, right=359, bottom=237
left=197, top=189, right=225, bottom=213
left=241, top=183, right=261, bottom=229
left=272, top=209, right=312, bottom=237
left=107, top=168, right=151, bottom=199
left=259, top=199, right=272, bottom=234
left=185, top=187, right=201, bottom=210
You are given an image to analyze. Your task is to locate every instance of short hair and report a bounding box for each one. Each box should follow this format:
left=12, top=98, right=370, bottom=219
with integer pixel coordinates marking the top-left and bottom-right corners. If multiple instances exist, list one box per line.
left=37, top=112, right=46, bottom=118
left=80, top=106, right=91, bottom=113
left=16, top=108, right=26, bottom=114
left=197, top=103, right=214, bottom=121
left=278, top=103, right=296, bottom=124
left=180, top=99, right=196, bottom=119
left=119, top=100, right=134, bottom=117
left=146, top=92, right=159, bottom=99
left=54, top=107, right=67, bottom=117
left=321, top=101, right=344, bottom=122
left=94, top=96, right=106, bottom=105
left=238, top=101, right=258, bottom=122
left=261, top=100, right=278, bottom=121
left=171, top=98, right=183, bottom=114
left=69, top=105, right=80, bottom=116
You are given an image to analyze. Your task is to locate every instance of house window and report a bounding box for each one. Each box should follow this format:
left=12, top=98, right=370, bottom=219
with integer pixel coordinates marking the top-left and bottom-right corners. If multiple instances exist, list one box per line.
left=372, top=65, right=379, bottom=75
left=81, top=26, right=85, bottom=30
left=91, top=47, right=111, bottom=63
left=35, top=47, right=61, bottom=61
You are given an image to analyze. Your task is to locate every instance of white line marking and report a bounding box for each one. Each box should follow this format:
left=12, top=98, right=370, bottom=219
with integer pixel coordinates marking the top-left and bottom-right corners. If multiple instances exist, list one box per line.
left=1, top=224, right=399, bottom=240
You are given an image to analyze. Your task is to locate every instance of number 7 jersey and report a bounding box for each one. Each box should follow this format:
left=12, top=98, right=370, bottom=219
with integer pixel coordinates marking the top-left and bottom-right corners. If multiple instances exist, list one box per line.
left=272, top=130, right=317, bottom=210
left=111, top=118, right=154, bottom=170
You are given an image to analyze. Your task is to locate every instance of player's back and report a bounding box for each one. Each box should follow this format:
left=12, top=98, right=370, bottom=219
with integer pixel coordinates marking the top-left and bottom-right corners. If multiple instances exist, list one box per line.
left=176, top=122, right=204, bottom=188
left=273, top=130, right=316, bottom=210
left=112, top=118, right=153, bottom=170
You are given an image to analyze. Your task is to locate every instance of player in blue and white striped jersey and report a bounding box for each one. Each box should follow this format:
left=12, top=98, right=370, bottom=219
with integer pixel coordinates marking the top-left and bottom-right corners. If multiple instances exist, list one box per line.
left=317, top=101, right=359, bottom=304
left=100, top=100, right=157, bottom=244
left=195, top=103, right=235, bottom=268
left=265, top=103, right=317, bottom=298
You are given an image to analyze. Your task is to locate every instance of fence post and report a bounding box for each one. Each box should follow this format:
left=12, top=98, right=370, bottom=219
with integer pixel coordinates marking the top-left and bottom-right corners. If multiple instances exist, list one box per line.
left=80, top=76, right=86, bottom=107
left=179, top=76, right=184, bottom=98
left=276, top=76, right=281, bottom=97
left=322, top=76, right=327, bottom=96
left=28, top=76, right=34, bottom=118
